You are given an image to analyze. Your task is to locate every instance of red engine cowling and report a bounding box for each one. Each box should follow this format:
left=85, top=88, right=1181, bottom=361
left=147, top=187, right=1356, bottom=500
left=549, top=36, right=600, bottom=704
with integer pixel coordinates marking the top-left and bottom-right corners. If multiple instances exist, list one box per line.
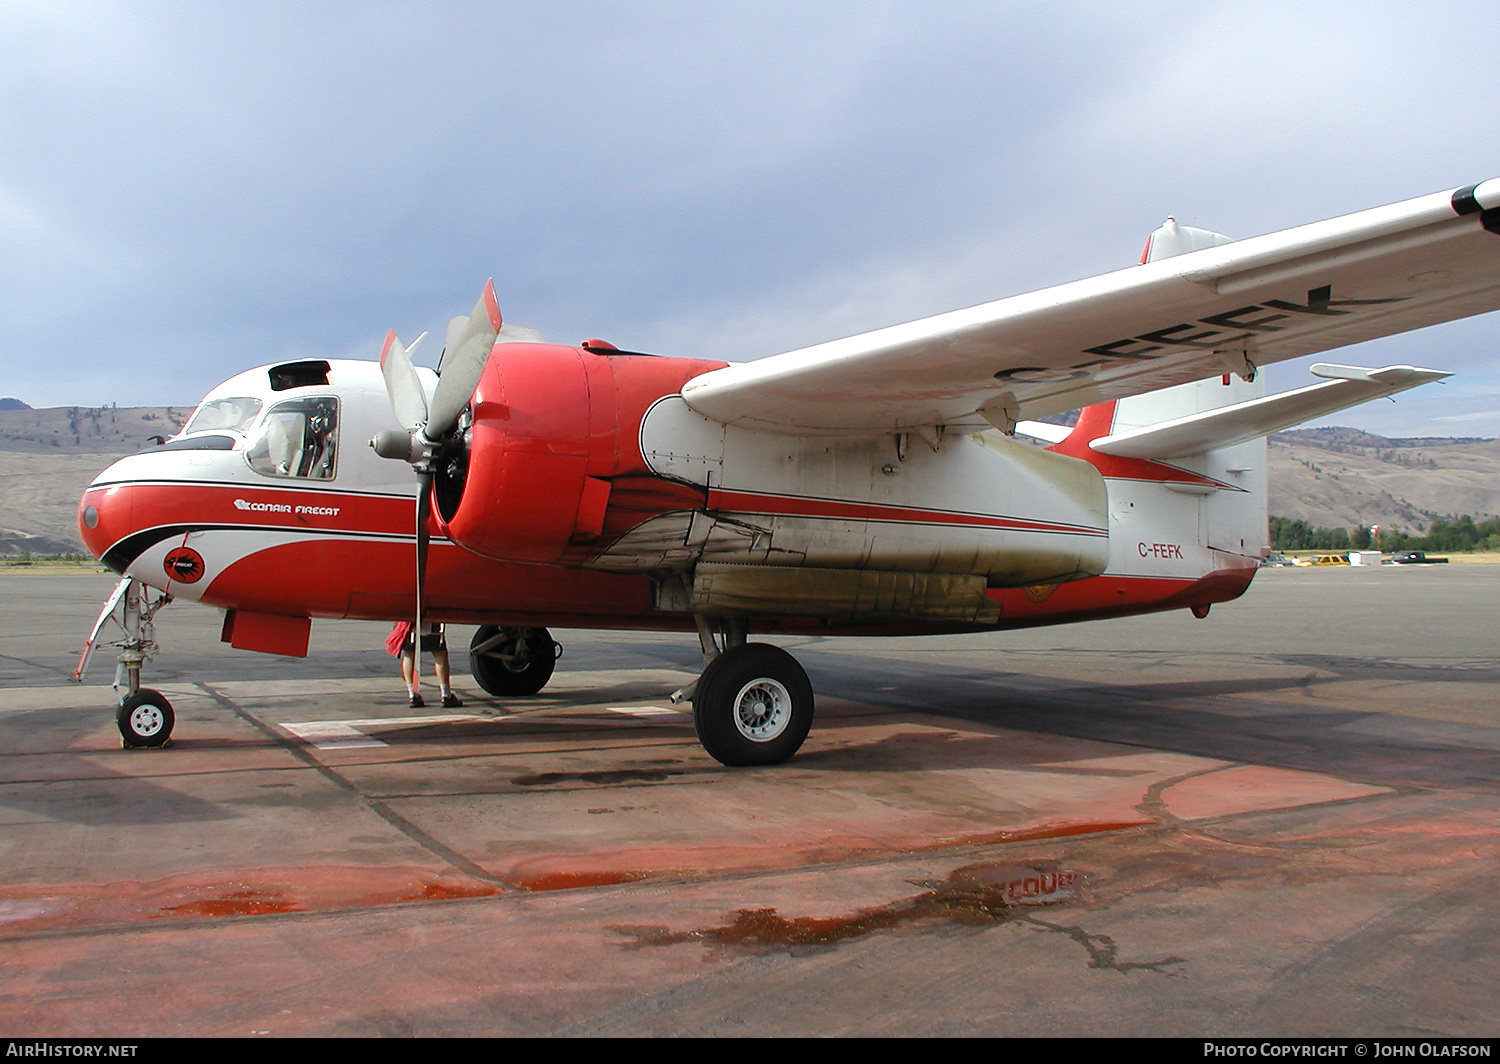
left=433, top=343, right=726, bottom=565
left=434, top=343, right=609, bottom=564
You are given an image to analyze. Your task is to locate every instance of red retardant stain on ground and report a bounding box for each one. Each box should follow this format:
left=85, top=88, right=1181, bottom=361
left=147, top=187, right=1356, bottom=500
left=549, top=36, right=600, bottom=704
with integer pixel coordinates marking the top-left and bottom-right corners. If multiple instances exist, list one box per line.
left=0, top=866, right=501, bottom=931
left=399, top=881, right=503, bottom=902
left=158, top=891, right=302, bottom=918
left=612, top=860, right=1082, bottom=952
left=505, top=869, right=666, bottom=892
left=955, top=820, right=1150, bottom=846
left=499, top=820, right=1147, bottom=893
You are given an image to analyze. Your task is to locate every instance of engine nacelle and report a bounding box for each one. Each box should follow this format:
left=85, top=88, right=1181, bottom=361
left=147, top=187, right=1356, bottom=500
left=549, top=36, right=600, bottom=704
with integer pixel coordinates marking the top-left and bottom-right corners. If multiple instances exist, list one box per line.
left=433, top=343, right=604, bottom=564
left=434, top=343, right=727, bottom=565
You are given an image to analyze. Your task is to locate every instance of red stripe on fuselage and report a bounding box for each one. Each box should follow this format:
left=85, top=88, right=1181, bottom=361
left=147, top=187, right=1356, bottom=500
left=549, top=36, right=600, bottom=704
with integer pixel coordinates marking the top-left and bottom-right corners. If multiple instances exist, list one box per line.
left=197, top=531, right=1256, bottom=633
left=84, top=481, right=416, bottom=547
left=984, top=564, right=1257, bottom=630
left=198, top=535, right=658, bottom=621
left=1047, top=401, right=1234, bottom=487
left=704, top=488, right=1106, bottom=537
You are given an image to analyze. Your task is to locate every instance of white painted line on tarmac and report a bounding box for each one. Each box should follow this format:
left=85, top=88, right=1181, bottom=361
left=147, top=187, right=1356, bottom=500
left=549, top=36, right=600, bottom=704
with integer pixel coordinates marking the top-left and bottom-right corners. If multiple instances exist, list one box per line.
left=607, top=706, right=682, bottom=717
left=282, top=721, right=387, bottom=749
left=281, top=713, right=481, bottom=749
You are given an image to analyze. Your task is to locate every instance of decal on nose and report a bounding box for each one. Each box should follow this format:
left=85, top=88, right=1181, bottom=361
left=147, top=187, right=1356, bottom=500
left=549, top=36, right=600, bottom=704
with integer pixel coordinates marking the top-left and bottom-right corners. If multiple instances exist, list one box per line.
left=163, top=546, right=206, bottom=584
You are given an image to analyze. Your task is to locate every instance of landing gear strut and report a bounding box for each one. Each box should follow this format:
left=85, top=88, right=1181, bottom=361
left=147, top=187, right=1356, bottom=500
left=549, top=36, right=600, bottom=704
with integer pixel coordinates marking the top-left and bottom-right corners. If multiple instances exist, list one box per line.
left=74, top=577, right=175, bottom=748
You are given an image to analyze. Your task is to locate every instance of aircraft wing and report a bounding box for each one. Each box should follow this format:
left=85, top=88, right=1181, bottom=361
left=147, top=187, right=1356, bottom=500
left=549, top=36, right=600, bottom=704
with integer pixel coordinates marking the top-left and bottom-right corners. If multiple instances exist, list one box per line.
left=681, top=180, right=1500, bottom=434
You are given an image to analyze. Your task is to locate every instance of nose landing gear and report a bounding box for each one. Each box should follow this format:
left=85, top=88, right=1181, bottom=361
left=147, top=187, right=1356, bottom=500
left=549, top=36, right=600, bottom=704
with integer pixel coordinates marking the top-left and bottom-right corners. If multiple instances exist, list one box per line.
left=74, top=577, right=176, bottom=748
left=117, top=689, right=175, bottom=748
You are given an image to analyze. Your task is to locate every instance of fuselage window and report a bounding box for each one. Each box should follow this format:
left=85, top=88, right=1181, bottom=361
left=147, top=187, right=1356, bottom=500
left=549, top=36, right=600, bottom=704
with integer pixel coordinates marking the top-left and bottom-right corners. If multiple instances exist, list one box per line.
left=183, top=396, right=263, bottom=436
left=246, top=396, right=339, bottom=479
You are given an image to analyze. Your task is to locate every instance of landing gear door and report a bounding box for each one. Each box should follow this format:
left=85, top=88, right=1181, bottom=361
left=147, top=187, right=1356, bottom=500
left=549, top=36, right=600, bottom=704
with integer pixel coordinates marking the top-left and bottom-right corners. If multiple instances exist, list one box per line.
left=73, top=576, right=133, bottom=682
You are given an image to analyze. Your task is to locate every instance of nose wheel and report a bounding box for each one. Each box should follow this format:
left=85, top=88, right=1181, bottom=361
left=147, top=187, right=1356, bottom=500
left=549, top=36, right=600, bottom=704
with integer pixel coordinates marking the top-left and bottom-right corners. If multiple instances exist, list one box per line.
left=117, top=689, right=175, bottom=748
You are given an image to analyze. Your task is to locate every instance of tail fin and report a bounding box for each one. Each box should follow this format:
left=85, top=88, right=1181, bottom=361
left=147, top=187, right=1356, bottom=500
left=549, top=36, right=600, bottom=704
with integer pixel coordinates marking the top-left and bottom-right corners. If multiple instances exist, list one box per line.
left=1044, top=217, right=1450, bottom=578
left=1058, top=215, right=1266, bottom=574
left=1139, top=216, right=1235, bottom=264
left=1053, top=372, right=1268, bottom=572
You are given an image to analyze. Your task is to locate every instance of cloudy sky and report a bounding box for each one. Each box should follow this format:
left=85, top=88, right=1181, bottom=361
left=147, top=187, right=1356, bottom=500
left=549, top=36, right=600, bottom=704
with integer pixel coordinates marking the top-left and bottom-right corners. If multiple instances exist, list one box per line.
left=5, top=0, right=1500, bottom=435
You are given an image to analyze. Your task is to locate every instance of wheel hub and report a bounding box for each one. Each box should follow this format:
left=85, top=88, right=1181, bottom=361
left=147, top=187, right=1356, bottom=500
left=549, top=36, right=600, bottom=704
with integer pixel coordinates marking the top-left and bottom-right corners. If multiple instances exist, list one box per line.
left=732, top=678, right=792, bottom=742
left=129, top=704, right=165, bottom=737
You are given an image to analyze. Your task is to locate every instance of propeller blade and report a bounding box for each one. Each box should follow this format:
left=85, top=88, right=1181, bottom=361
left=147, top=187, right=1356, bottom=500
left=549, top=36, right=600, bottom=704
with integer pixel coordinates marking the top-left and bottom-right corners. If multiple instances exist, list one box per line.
left=497, top=322, right=544, bottom=343
left=442, top=314, right=469, bottom=368
left=380, top=330, right=429, bottom=431
left=412, top=471, right=433, bottom=681
left=427, top=280, right=501, bottom=438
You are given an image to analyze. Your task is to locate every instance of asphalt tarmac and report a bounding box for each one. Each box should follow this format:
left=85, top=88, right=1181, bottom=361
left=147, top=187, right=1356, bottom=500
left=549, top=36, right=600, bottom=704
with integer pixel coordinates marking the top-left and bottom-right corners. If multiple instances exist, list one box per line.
left=1, top=565, right=1497, bottom=1037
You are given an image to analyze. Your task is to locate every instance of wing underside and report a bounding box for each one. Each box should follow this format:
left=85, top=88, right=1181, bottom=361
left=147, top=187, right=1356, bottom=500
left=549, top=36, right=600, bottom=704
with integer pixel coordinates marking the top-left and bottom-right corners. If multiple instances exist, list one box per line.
left=680, top=181, right=1500, bottom=435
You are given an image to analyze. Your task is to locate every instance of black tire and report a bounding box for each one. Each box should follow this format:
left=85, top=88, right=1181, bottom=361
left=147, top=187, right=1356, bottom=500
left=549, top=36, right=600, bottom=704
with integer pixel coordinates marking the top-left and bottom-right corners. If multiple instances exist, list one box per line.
left=469, top=626, right=557, bottom=697
left=117, top=689, right=174, bottom=748
left=693, top=643, right=814, bottom=767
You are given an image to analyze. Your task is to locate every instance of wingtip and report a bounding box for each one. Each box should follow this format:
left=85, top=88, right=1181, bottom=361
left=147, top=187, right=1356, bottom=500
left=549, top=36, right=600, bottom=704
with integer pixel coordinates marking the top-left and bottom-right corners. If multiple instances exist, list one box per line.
left=1366, top=364, right=1454, bottom=385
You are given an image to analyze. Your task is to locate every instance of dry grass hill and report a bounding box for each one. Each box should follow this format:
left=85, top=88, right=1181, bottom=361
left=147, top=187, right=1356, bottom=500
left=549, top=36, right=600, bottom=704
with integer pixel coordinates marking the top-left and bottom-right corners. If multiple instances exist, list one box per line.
left=0, top=405, right=191, bottom=555
left=1, top=404, right=1496, bottom=556
left=1268, top=428, right=1500, bottom=533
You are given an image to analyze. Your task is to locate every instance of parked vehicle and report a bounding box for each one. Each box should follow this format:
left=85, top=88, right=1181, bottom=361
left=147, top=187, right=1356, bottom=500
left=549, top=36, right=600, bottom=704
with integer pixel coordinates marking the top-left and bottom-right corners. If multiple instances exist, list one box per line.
left=1389, top=550, right=1450, bottom=564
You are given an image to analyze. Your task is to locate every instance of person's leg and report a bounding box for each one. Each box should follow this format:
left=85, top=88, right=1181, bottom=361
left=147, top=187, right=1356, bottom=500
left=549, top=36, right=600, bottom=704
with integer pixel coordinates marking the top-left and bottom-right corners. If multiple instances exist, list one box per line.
left=434, top=649, right=461, bottom=707
left=401, top=648, right=424, bottom=707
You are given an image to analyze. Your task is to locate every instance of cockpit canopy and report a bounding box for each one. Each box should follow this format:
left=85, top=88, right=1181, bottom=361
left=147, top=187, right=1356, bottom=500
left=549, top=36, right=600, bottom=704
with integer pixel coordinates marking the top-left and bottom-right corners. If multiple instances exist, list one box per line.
left=179, top=366, right=342, bottom=481
left=244, top=396, right=339, bottom=479
left=182, top=396, right=263, bottom=435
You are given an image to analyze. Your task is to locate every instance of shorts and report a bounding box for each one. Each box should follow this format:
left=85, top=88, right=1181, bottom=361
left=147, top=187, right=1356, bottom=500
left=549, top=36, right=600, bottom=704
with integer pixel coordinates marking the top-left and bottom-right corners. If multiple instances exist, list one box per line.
left=403, top=624, right=447, bottom=654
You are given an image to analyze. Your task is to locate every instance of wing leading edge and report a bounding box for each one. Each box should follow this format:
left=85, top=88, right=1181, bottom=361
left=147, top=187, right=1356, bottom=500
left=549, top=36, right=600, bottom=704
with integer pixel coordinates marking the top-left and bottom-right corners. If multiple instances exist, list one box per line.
left=681, top=180, right=1500, bottom=435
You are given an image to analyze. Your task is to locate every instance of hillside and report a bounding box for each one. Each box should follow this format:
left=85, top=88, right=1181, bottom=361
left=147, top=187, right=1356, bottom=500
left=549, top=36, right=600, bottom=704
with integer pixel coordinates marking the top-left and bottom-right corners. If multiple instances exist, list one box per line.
left=0, top=406, right=189, bottom=555
left=0, top=404, right=193, bottom=455
left=1, top=405, right=1497, bottom=555
left=1267, top=428, right=1500, bottom=533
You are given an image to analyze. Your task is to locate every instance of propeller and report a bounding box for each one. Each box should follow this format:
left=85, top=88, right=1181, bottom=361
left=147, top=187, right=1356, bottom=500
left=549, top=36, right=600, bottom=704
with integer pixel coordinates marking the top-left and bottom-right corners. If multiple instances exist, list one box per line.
left=370, top=281, right=503, bottom=683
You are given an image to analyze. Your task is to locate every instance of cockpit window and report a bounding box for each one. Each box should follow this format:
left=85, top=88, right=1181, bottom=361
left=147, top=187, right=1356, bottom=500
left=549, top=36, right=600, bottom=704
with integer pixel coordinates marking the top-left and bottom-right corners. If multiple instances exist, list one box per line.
left=183, top=396, right=262, bottom=435
left=245, top=397, right=339, bottom=480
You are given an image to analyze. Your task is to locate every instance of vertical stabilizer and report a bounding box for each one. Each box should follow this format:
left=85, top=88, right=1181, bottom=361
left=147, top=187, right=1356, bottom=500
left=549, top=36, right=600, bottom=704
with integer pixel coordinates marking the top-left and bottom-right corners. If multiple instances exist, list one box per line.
left=1139, top=216, right=1235, bottom=263
left=1055, top=214, right=1267, bottom=585
left=1055, top=374, right=1268, bottom=582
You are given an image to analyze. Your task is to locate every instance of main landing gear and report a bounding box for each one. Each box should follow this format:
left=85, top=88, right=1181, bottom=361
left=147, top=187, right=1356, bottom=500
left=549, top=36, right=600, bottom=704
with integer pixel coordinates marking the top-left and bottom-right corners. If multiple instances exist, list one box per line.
left=677, top=615, right=815, bottom=767
left=466, top=616, right=815, bottom=767
left=73, top=577, right=176, bottom=748
left=469, top=626, right=560, bottom=696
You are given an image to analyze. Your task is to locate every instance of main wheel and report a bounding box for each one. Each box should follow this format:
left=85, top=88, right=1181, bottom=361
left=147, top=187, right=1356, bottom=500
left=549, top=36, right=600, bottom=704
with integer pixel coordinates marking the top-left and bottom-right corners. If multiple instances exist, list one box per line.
left=117, top=689, right=174, bottom=748
left=469, top=626, right=557, bottom=696
left=693, top=643, right=814, bottom=767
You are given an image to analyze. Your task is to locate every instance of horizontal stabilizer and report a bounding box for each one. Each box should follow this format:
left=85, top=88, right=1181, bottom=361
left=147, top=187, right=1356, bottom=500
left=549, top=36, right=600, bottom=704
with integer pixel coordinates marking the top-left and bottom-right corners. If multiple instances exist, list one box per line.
left=1089, top=364, right=1451, bottom=459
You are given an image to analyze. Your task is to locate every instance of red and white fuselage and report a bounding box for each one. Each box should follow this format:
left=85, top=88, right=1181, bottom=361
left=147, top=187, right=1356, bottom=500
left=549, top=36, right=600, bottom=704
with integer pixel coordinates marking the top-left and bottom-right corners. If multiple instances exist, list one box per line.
left=78, top=346, right=1262, bottom=658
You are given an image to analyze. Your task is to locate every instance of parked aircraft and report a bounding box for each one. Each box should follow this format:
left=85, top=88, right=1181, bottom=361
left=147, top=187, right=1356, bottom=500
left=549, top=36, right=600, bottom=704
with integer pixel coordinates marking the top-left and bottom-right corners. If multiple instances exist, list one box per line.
left=76, top=180, right=1500, bottom=764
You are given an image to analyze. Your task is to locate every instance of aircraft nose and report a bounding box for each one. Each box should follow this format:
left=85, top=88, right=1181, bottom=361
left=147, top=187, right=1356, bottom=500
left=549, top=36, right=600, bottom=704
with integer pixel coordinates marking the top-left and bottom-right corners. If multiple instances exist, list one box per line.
left=79, top=478, right=136, bottom=573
